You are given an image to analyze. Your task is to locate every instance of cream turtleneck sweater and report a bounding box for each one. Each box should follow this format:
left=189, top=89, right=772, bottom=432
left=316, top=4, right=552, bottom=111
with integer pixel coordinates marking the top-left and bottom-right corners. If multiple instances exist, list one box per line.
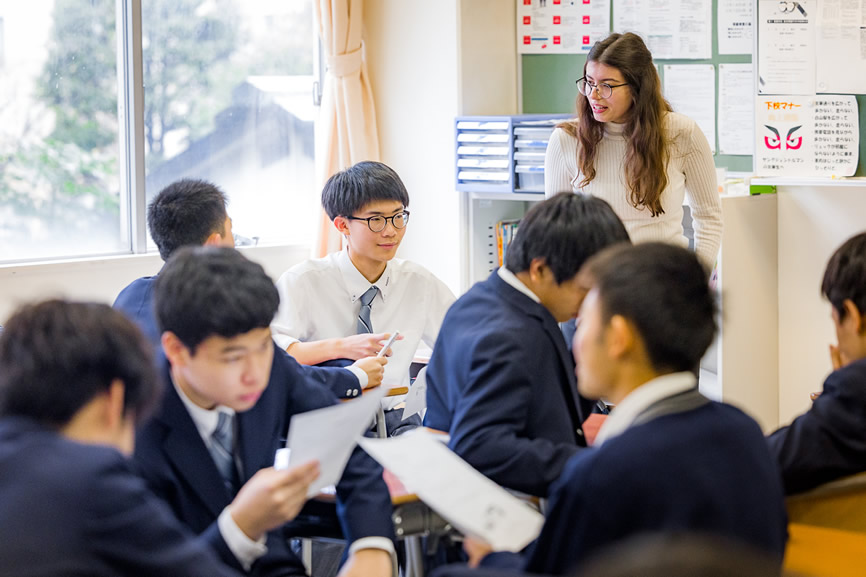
left=544, top=112, right=722, bottom=269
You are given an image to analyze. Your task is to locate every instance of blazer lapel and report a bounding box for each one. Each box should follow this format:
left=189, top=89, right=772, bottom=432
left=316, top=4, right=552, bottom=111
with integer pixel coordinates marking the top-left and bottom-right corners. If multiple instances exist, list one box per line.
left=158, top=381, right=233, bottom=517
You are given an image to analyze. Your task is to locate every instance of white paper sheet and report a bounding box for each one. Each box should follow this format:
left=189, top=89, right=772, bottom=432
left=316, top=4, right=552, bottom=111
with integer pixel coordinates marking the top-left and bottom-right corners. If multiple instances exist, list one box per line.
left=517, top=0, right=611, bottom=54
left=755, top=95, right=859, bottom=177
left=718, top=63, right=755, bottom=155
left=718, top=0, right=755, bottom=55
left=663, top=64, right=716, bottom=153
left=758, top=0, right=815, bottom=94
left=283, top=387, right=386, bottom=497
left=358, top=431, right=545, bottom=552
left=613, top=0, right=711, bottom=59
left=401, top=366, right=427, bottom=421
left=816, top=0, right=866, bottom=93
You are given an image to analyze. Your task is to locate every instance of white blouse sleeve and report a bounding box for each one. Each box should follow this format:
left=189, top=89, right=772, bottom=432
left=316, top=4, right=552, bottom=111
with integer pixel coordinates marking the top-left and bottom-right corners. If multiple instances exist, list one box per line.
left=544, top=128, right=578, bottom=198
left=682, top=121, right=723, bottom=271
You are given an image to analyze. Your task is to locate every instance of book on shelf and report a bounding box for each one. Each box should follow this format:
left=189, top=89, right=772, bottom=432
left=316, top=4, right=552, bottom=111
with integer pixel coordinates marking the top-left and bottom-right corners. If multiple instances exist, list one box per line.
left=495, top=219, right=520, bottom=267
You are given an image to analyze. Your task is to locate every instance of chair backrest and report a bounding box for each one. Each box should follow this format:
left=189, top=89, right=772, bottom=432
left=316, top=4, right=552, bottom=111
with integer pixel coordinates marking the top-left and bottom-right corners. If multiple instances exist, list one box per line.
left=786, top=471, right=866, bottom=533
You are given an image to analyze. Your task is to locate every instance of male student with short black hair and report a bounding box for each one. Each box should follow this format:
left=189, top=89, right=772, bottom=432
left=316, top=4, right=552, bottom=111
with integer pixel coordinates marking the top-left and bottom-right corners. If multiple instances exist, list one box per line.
left=0, top=299, right=241, bottom=576
left=113, top=177, right=383, bottom=395
left=768, top=231, right=866, bottom=494
left=134, top=246, right=395, bottom=577
left=449, top=243, right=787, bottom=576
left=271, top=161, right=455, bottom=435
left=424, top=192, right=631, bottom=498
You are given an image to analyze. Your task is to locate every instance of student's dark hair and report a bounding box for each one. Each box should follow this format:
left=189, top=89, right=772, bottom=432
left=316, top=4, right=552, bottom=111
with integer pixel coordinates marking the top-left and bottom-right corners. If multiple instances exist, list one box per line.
left=583, top=243, right=717, bottom=373
left=321, top=161, right=410, bottom=220
left=148, top=178, right=229, bottom=261
left=821, top=232, right=866, bottom=321
left=0, top=300, right=161, bottom=428
left=154, top=246, right=279, bottom=353
left=505, top=192, right=630, bottom=283
left=574, top=533, right=785, bottom=577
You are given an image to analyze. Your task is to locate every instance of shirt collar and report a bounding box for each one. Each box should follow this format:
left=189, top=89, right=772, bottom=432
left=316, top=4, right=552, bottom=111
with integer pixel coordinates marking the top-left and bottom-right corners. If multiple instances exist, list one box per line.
left=594, top=372, right=697, bottom=447
left=338, top=247, right=393, bottom=303
left=497, top=267, right=540, bottom=304
left=171, top=377, right=235, bottom=442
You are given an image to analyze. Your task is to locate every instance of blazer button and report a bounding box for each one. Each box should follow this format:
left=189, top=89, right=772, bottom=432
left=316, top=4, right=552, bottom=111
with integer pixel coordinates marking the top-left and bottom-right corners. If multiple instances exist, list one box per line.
left=576, top=429, right=584, bottom=436
left=346, top=389, right=352, bottom=396
left=354, top=390, right=359, bottom=396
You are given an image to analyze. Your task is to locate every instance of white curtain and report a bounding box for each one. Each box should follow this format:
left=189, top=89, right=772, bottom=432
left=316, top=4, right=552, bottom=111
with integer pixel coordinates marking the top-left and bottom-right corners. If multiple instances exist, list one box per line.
left=314, top=0, right=380, bottom=257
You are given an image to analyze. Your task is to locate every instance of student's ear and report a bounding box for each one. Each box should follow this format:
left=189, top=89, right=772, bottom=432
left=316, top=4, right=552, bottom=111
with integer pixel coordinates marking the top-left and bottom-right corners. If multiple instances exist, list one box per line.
left=333, top=216, right=350, bottom=236
left=606, top=314, right=636, bottom=360
left=105, top=379, right=126, bottom=431
left=527, top=258, right=551, bottom=284
left=161, top=331, right=191, bottom=367
left=841, top=299, right=865, bottom=334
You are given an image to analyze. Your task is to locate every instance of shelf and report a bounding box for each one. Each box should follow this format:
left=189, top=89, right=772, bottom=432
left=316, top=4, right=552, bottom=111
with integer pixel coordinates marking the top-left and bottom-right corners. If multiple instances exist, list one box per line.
left=467, top=191, right=545, bottom=202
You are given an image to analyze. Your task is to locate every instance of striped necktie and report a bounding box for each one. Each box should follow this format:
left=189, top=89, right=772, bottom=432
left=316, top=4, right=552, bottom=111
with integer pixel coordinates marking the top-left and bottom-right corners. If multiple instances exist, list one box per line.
left=210, top=412, right=239, bottom=495
left=357, top=286, right=379, bottom=334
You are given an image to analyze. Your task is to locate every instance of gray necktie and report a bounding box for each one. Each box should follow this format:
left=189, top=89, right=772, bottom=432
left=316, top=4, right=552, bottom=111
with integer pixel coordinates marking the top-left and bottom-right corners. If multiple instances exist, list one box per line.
left=210, top=412, right=239, bottom=494
left=357, top=286, right=379, bottom=334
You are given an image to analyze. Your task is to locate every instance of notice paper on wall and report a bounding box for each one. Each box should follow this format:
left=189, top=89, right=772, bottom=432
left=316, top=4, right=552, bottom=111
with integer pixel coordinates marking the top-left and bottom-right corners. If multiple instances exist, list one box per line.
left=663, top=64, right=716, bottom=153
left=359, top=430, right=545, bottom=552
left=816, top=0, right=866, bottom=94
left=613, top=0, right=711, bottom=59
left=718, top=0, right=755, bottom=55
left=758, top=0, right=815, bottom=94
left=755, top=95, right=859, bottom=177
left=517, top=0, right=611, bottom=54
left=718, top=63, right=755, bottom=156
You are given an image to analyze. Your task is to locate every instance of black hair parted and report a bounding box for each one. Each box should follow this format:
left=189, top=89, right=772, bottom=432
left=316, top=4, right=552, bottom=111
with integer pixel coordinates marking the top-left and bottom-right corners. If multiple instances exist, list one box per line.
left=0, top=300, right=161, bottom=428
left=321, top=161, right=410, bottom=220
left=822, top=231, right=866, bottom=320
left=505, top=192, right=631, bottom=283
left=584, top=243, right=718, bottom=373
left=154, top=246, right=279, bottom=353
left=148, top=178, right=229, bottom=261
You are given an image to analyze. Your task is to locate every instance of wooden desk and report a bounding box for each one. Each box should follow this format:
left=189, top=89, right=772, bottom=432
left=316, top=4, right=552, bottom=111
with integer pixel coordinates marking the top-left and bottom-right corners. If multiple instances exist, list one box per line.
left=784, top=523, right=866, bottom=577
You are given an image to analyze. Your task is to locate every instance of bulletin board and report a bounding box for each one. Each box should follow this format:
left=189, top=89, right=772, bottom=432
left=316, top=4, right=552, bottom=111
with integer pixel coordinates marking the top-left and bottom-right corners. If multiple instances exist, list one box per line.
left=521, top=0, right=866, bottom=176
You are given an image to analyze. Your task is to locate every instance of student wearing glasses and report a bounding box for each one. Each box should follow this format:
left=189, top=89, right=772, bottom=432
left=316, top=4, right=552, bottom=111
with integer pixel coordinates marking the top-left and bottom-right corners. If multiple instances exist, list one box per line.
left=271, top=161, right=455, bottom=436
left=544, top=32, right=722, bottom=273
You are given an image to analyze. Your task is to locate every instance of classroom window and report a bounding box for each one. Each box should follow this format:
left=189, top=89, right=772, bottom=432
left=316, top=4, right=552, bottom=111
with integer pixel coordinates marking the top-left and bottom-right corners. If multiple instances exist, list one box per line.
left=0, top=0, right=316, bottom=263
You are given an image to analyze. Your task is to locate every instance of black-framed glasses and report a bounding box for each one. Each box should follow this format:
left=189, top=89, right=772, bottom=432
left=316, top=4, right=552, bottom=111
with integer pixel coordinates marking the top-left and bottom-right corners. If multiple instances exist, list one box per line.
left=346, top=211, right=410, bottom=232
left=576, top=77, right=628, bottom=99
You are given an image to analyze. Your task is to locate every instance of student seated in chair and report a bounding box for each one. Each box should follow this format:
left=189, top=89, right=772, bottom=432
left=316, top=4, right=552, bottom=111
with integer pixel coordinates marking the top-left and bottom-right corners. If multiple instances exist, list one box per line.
left=133, top=246, right=396, bottom=577
left=113, top=177, right=378, bottom=398
left=767, top=231, right=866, bottom=494
left=271, top=161, right=455, bottom=436
left=0, top=300, right=241, bottom=576
left=424, top=192, right=630, bottom=498
left=453, top=243, right=788, bottom=576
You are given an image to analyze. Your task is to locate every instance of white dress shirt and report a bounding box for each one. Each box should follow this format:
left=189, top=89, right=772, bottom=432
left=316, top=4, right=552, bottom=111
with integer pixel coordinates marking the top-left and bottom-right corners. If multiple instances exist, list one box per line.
left=272, top=249, right=456, bottom=410
left=497, top=266, right=541, bottom=303
left=593, top=372, right=698, bottom=447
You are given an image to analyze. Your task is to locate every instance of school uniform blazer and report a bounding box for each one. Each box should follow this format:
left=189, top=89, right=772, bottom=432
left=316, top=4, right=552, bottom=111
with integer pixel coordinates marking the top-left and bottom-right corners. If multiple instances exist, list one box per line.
left=113, top=275, right=362, bottom=398
left=424, top=270, right=593, bottom=498
left=476, top=402, right=788, bottom=576
left=767, top=357, right=866, bottom=494
left=132, top=344, right=395, bottom=576
left=0, top=417, right=241, bottom=577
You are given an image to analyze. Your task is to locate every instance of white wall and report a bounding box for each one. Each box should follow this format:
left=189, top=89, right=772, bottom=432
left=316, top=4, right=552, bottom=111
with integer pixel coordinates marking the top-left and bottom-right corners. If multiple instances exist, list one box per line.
left=0, top=245, right=310, bottom=323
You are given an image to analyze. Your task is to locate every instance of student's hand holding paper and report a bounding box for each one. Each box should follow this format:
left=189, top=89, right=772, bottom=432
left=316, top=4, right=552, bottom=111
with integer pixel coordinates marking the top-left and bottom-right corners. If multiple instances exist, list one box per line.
left=464, top=536, right=494, bottom=568
left=340, top=332, right=402, bottom=359
left=352, top=356, right=387, bottom=389
left=228, top=461, right=320, bottom=540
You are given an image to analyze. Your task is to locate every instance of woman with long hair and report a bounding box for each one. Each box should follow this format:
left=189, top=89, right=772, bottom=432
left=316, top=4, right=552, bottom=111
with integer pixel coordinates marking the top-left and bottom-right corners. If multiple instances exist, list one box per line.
left=545, top=32, right=722, bottom=270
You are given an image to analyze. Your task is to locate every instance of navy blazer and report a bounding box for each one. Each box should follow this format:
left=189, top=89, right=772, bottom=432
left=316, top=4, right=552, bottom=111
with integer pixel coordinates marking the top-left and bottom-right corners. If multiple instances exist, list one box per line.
left=113, top=275, right=362, bottom=399
left=0, top=417, right=241, bottom=577
left=478, top=402, right=788, bottom=576
left=424, top=271, right=592, bottom=498
left=132, top=344, right=395, bottom=576
left=767, top=357, right=866, bottom=494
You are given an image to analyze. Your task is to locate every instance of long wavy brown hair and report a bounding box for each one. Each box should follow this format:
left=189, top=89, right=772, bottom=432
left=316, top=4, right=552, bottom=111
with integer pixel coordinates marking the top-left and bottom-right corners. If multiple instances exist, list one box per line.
left=559, top=33, right=672, bottom=216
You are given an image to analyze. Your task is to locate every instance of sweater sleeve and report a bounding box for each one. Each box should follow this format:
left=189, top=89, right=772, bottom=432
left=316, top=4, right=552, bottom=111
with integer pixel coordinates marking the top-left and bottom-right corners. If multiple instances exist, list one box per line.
left=681, top=120, right=723, bottom=271
left=544, top=128, right=578, bottom=198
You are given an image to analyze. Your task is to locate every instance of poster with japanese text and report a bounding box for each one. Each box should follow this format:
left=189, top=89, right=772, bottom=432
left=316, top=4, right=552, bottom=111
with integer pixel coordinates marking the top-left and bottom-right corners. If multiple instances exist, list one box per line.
left=816, top=0, right=866, bottom=93
left=517, top=0, right=611, bottom=54
left=757, top=0, right=815, bottom=94
left=718, top=0, right=754, bottom=55
left=756, top=95, right=858, bottom=176
left=613, top=0, right=711, bottom=59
